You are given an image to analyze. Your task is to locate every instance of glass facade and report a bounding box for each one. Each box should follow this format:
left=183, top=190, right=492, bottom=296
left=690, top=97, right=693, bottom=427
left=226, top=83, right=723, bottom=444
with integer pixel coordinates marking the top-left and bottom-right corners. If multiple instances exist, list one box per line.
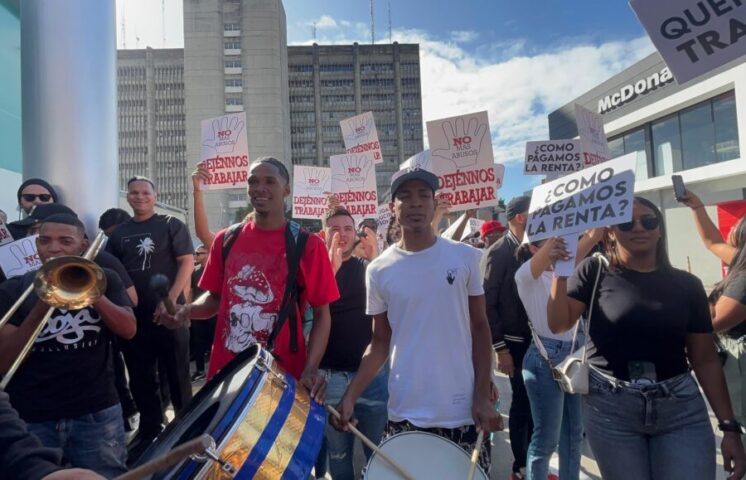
left=609, top=91, right=739, bottom=180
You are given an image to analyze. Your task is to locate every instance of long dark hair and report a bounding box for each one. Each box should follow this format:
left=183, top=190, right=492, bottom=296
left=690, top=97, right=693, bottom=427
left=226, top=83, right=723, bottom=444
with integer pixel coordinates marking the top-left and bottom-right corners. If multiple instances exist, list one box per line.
left=603, top=196, right=672, bottom=271
left=713, top=215, right=746, bottom=300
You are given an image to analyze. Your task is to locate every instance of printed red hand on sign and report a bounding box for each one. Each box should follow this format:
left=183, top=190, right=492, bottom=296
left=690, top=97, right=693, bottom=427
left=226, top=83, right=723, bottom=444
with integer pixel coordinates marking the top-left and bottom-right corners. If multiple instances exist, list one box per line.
left=432, top=117, right=488, bottom=169
left=5, top=238, right=41, bottom=278
left=203, top=115, right=245, bottom=154
left=344, top=114, right=375, bottom=144
left=303, top=167, right=331, bottom=192
left=332, top=155, right=374, bottom=190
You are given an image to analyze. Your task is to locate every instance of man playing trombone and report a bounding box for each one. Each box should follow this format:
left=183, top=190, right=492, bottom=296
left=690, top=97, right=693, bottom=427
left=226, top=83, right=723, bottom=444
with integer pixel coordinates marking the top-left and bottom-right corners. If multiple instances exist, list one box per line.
left=0, top=214, right=136, bottom=478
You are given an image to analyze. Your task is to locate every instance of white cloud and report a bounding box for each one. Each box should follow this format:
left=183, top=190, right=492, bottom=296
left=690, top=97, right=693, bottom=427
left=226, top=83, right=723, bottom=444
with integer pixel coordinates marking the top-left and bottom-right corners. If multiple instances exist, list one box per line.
left=311, top=15, right=338, bottom=30
left=451, top=30, right=479, bottom=43
left=294, top=27, right=654, bottom=166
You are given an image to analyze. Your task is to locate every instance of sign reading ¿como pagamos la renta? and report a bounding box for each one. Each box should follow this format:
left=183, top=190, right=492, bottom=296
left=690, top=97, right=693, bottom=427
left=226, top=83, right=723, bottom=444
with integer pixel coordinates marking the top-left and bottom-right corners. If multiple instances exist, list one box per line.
left=630, top=0, right=746, bottom=85
left=526, top=153, right=638, bottom=242
left=524, top=140, right=583, bottom=176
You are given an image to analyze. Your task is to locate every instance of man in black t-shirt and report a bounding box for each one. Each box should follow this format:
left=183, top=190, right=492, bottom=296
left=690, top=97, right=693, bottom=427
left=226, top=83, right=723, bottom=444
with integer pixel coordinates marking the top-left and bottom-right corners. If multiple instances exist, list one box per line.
left=105, top=176, right=194, bottom=459
left=0, top=215, right=136, bottom=478
left=320, top=207, right=388, bottom=479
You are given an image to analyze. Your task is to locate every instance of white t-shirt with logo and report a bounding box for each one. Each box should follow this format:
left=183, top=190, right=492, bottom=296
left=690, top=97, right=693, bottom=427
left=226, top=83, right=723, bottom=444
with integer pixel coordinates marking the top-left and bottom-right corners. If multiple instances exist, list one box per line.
left=366, top=237, right=484, bottom=428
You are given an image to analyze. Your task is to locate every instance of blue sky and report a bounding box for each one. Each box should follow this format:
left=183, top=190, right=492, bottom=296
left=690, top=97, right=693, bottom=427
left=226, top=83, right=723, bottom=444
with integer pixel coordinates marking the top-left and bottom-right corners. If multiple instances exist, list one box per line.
left=118, top=0, right=655, bottom=201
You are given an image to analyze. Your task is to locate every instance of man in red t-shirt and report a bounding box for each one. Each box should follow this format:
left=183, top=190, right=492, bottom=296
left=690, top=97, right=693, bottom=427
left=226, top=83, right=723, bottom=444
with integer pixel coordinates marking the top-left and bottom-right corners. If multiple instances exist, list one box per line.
left=161, top=157, right=339, bottom=402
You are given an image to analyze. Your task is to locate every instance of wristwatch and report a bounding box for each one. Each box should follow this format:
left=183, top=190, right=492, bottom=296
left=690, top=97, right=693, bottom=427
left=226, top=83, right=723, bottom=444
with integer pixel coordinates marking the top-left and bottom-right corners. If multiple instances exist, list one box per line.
left=718, top=419, right=745, bottom=434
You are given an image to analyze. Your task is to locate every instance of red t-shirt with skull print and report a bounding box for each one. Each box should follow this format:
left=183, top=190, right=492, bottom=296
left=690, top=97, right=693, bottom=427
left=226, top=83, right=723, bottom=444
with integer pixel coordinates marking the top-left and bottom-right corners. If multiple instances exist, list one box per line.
left=199, top=222, right=339, bottom=380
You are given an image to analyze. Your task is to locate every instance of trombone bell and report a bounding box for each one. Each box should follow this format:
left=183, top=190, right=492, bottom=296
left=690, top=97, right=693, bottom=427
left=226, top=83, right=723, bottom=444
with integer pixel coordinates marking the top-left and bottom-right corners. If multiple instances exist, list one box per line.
left=33, top=256, right=107, bottom=311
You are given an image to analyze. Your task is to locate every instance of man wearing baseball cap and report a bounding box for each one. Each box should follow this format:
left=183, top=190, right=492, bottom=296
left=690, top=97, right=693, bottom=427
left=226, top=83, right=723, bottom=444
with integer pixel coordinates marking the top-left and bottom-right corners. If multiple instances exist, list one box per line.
left=480, top=195, right=533, bottom=480
left=332, top=167, right=503, bottom=474
left=480, top=220, right=506, bottom=249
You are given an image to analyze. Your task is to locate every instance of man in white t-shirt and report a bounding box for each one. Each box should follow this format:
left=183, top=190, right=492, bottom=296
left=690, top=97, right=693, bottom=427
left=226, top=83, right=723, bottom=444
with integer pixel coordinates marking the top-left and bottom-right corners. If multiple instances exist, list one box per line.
left=331, top=167, right=503, bottom=473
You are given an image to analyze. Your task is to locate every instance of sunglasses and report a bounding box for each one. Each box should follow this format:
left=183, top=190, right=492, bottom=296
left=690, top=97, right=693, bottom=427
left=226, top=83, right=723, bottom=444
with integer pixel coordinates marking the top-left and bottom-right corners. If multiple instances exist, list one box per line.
left=617, top=217, right=660, bottom=232
left=21, top=193, right=52, bottom=202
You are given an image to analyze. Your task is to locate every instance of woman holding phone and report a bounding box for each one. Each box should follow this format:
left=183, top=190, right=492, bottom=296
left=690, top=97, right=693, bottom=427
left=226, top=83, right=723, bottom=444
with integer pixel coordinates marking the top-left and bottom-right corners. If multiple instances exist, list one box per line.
left=548, top=197, right=746, bottom=480
left=680, top=190, right=746, bottom=427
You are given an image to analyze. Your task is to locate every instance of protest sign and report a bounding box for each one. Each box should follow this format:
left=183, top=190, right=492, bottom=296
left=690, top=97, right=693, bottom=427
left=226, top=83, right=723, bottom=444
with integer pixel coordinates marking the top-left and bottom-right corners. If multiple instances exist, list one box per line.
left=441, top=214, right=466, bottom=240
left=400, top=150, right=433, bottom=172
left=630, top=0, right=746, bottom=85
left=494, top=163, right=505, bottom=190
left=427, top=111, right=500, bottom=211
left=0, top=235, right=41, bottom=278
left=376, top=203, right=393, bottom=251
left=200, top=112, right=250, bottom=190
left=526, top=153, right=637, bottom=242
left=330, top=152, right=378, bottom=219
left=340, top=111, right=383, bottom=164
left=525, top=140, right=583, bottom=176
left=467, top=218, right=486, bottom=237
left=575, top=104, right=611, bottom=167
left=0, top=221, right=13, bottom=246
left=292, top=165, right=331, bottom=220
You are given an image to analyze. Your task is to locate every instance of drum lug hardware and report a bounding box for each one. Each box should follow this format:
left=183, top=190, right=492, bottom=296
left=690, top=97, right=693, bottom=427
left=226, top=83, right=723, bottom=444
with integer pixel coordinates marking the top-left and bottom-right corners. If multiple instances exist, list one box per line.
left=190, top=436, right=238, bottom=477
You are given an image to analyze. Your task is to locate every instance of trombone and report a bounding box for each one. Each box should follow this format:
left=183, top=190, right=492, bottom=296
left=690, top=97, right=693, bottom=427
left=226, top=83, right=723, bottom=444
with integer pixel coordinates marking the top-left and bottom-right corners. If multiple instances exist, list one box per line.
left=0, top=231, right=108, bottom=389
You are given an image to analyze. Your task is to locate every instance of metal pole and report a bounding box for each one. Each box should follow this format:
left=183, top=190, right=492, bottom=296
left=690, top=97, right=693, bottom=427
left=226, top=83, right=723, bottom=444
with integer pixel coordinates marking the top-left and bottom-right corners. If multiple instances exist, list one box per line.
left=21, top=0, right=119, bottom=237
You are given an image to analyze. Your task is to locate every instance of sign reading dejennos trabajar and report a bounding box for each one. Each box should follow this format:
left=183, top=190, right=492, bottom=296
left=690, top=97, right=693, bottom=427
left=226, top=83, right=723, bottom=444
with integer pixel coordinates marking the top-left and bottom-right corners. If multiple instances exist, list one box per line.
left=526, top=153, right=637, bottom=242
left=630, top=0, right=746, bottom=85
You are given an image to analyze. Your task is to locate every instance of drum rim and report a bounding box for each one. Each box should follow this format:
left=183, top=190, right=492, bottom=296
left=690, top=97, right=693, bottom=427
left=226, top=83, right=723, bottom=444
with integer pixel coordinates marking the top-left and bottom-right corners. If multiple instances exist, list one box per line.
left=132, top=344, right=264, bottom=470
left=364, top=430, right=488, bottom=479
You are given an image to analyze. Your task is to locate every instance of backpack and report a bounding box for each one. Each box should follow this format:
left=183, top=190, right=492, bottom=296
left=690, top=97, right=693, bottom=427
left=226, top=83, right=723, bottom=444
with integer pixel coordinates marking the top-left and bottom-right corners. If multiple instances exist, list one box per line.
left=221, top=220, right=309, bottom=353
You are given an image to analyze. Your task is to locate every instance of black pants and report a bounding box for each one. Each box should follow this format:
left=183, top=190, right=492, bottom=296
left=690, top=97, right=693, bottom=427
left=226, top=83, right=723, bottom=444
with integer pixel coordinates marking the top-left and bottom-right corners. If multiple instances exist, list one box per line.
left=506, top=339, right=533, bottom=473
left=189, top=317, right=216, bottom=373
left=121, top=324, right=192, bottom=438
left=111, top=338, right=138, bottom=418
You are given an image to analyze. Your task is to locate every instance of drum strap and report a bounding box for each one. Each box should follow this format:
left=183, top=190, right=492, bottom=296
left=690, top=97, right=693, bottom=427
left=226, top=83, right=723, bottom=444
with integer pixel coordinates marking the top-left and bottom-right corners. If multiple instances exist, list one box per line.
left=221, top=220, right=309, bottom=354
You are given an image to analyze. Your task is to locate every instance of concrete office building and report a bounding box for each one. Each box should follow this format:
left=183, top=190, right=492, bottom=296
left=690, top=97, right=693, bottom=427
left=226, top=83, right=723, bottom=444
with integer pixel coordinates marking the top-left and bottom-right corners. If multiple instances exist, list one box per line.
left=288, top=43, right=423, bottom=200
left=183, top=0, right=290, bottom=231
left=117, top=48, right=188, bottom=209
left=549, top=52, right=746, bottom=287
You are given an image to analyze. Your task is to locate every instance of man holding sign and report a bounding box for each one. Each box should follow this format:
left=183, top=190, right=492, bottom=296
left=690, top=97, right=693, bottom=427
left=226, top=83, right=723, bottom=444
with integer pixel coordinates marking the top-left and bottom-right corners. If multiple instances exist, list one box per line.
left=332, top=167, right=502, bottom=473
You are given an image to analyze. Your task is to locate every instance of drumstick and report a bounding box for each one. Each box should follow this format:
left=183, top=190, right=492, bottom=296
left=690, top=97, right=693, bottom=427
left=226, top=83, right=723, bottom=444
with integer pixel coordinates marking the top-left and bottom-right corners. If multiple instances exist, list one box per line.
left=466, top=430, right=485, bottom=480
left=115, top=434, right=213, bottom=480
left=325, top=404, right=415, bottom=480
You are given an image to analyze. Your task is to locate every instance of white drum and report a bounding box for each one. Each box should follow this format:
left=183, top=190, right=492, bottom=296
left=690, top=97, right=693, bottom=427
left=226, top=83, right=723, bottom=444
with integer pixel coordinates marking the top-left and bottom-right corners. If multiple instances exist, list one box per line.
left=363, top=431, right=489, bottom=480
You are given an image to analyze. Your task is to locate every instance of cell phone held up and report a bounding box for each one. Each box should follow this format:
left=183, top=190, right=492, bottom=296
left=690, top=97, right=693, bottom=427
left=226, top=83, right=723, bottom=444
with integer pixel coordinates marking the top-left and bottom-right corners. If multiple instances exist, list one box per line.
left=672, top=175, right=686, bottom=202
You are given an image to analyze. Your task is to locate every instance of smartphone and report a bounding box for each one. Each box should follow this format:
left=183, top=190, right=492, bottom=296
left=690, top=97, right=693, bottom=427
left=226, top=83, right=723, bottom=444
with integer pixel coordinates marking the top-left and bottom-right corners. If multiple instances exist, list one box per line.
left=672, top=175, right=686, bottom=202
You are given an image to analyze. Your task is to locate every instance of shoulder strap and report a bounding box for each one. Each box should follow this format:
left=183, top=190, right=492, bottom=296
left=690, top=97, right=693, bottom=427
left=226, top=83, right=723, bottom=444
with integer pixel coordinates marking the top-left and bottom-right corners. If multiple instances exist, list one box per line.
left=267, top=221, right=309, bottom=353
left=221, top=221, right=246, bottom=266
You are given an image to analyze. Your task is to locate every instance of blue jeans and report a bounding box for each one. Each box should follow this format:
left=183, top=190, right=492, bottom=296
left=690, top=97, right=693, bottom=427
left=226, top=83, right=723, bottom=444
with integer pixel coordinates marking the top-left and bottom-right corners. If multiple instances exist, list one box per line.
left=583, top=370, right=715, bottom=480
left=27, top=403, right=128, bottom=478
left=522, top=337, right=583, bottom=480
left=321, top=367, right=389, bottom=480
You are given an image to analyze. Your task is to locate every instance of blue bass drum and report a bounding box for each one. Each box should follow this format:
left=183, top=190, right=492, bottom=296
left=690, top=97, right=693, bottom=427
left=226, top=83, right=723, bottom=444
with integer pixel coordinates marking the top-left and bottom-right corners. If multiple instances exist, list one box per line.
left=133, top=345, right=325, bottom=479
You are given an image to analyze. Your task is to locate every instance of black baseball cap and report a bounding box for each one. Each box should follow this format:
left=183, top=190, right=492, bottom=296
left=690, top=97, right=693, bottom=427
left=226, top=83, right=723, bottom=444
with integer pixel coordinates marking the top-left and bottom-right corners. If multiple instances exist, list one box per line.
left=390, top=167, right=439, bottom=199
left=14, top=203, right=77, bottom=226
left=506, top=196, right=531, bottom=220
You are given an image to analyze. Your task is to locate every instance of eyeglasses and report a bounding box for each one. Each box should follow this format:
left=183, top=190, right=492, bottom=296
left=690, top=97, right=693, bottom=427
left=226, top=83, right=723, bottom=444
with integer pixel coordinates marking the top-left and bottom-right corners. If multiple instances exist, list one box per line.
left=616, top=217, right=660, bottom=232
left=21, top=193, right=52, bottom=202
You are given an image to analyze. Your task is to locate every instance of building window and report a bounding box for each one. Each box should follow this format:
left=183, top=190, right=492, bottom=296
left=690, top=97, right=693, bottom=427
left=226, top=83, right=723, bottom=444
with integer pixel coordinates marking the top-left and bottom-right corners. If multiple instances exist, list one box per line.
left=224, top=23, right=240, bottom=31
left=224, top=60, right=242, bottom=68
left=224, top=41, right=241, bottom=50
left=225, top=79, right=243, bottom=87
left=225, top=97, right=242, bottom=106
left=609, top=91, right=739, bottom=178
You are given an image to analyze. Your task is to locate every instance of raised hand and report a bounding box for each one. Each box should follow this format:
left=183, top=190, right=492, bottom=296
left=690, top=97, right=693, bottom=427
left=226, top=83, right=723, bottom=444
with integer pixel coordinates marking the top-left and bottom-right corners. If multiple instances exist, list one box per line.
left=431, top=117, right=488, bottom=168
left=202, top=115, right=246, bottom=154
left=191, top=161, right=211, bottom=192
